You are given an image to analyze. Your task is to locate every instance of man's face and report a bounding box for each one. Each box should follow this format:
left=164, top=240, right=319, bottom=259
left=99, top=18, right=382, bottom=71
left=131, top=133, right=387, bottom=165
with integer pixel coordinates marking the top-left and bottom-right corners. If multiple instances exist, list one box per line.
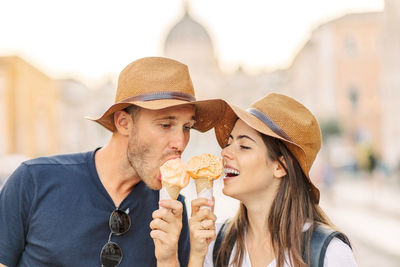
left=127, top=105, right=196, bottom=190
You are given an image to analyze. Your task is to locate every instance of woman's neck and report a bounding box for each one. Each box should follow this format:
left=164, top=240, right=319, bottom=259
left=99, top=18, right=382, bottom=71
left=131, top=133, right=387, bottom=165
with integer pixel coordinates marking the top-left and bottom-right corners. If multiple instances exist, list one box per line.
left=245, top=200, right=271, bottom=241
left=245, top=200, right=276, bottom=267
left=243, top=187, right=276, bottom=237
left=243, top=181, right=278, bottom=239
left=242, top=179, right=281, bottom=266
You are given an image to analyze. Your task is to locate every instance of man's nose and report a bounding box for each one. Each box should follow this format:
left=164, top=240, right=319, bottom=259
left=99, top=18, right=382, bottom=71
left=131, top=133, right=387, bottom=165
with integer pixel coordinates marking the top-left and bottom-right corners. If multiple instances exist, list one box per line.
left=169, top=129, right=188, bottom=152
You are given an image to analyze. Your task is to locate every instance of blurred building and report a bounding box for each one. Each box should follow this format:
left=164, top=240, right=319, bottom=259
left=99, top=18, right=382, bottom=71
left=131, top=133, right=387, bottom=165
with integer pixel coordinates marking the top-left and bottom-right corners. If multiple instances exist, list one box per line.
left=58, top=78, right=113, bottom=154
left=164, top=5, right=222, bottom=100
left=287, top=12, right=383, bottom=170
left=0, top=57, right=113, bottom=165
left=381, top=0, right=400, bottom=169
left=288, top=0, right=400, bottom=170
left=0, top=56, right=60, bottom=158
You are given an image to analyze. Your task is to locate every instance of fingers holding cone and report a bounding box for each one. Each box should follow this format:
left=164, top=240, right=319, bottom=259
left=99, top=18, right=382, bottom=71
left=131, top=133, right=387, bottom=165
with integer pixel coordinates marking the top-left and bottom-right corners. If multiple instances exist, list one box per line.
left=189, top=197, right=217, bottom=260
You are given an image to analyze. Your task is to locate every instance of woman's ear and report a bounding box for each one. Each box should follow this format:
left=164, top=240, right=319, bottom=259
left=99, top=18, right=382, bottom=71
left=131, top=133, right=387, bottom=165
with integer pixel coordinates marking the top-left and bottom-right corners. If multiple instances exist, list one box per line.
left=114, top=110, right=131, bottom=135
left=273, top=156, right=287, bottom=178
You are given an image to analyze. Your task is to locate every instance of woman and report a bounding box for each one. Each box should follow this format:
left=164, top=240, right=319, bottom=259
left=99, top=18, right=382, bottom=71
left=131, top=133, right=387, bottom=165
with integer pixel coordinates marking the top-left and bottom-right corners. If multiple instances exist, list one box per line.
left=188, top=93, right=357, bottom=267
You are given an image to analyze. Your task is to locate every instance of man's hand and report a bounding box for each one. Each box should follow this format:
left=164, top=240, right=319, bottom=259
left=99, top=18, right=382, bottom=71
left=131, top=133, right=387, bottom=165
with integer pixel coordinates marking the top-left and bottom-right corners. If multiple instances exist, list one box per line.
left=150, top=199, right=183, bottom=267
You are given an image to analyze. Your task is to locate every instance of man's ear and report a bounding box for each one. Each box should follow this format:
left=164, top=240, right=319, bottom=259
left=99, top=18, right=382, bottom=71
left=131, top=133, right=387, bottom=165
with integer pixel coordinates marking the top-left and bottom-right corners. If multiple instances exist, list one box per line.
left=273, top=156, right=287, bottom=178
left=114, top=110, right=131, bottom=135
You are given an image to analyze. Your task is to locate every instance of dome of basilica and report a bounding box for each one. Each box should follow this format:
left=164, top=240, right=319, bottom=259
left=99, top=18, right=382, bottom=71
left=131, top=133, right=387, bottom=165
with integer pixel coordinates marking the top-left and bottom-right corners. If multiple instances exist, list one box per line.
left=164, top=8, right=214, bottom=55
left=165, top=12, right=212, bottom=44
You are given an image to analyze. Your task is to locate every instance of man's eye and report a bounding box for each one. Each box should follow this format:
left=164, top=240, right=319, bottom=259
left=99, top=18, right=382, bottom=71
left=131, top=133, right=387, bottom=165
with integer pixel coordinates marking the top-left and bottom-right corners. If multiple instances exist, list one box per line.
left=240, top=145, right=251, bottom=150
left=183, top=125, right=192, bottom=131
left=161, top=124, right=171, bottom=129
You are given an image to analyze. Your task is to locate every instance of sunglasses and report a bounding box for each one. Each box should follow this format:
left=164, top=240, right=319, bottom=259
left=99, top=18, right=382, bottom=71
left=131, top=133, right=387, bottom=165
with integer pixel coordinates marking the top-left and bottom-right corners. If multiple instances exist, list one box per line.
left=100, top=208, right=131, bottom=267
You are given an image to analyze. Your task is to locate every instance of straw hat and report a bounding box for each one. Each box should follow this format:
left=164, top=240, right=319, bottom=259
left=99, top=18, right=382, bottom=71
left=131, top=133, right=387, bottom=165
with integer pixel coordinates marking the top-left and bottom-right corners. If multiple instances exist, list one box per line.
left=215, top=93, right=322, bottom=203
left=87, top=57, right=225, bottom=132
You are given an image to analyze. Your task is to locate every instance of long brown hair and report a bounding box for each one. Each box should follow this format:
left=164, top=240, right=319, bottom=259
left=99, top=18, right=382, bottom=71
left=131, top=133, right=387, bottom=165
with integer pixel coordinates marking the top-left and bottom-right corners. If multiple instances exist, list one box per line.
left=215, top=135, right=334, bottom=267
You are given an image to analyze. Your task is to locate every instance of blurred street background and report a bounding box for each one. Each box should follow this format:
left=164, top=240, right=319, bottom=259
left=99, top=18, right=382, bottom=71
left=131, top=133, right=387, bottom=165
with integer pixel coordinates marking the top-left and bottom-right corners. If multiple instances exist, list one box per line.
left=321, top=174, right=400, bottom=266
left=1, top=0, right=399, bottom=266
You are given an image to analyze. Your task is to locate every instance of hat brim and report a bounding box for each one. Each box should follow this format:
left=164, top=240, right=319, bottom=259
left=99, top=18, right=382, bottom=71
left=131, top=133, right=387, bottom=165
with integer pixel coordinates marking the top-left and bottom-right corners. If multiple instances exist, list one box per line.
left=86, top=98, right=226, bottom=133
left=215, top=102, right=320, bottom=203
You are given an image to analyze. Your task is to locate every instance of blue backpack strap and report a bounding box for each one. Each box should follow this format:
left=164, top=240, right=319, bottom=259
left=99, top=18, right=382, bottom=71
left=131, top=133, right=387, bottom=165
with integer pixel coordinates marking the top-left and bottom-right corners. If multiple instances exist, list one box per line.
left=213, top=220, right=230, bottom=267
left=304, top=224, right=352, bottom=267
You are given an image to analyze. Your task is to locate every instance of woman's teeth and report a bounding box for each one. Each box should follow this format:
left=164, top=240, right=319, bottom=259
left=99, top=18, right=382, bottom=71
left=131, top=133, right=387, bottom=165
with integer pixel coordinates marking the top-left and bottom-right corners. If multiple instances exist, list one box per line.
left=223, top=168, right=240, bottom=177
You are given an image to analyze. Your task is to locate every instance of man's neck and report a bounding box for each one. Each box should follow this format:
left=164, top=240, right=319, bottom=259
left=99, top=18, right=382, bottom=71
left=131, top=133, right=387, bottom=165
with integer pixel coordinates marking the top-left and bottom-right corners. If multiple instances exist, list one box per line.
left=94, top=138, right=141, bottom=207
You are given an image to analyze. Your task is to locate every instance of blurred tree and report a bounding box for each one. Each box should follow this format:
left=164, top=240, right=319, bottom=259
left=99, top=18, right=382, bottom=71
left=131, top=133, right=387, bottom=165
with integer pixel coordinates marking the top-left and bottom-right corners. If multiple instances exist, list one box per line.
left=320, top=118, right=342, bottom=142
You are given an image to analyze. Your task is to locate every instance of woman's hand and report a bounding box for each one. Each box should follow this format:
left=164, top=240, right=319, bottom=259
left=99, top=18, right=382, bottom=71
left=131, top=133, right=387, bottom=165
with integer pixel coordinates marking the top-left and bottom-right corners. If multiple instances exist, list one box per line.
left=188, top=198, right=217, bottom=266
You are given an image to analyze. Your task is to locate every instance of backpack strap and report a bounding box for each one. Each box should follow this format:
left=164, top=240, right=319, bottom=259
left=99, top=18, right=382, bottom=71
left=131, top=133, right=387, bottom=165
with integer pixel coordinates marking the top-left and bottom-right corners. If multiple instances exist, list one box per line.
left=304, top=224, right=352, bottom=267
left=213, top=220, right=229, bottom=266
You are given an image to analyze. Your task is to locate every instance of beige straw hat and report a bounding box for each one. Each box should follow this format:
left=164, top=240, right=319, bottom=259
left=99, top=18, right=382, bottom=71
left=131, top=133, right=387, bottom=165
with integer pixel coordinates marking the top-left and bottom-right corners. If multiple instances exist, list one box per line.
left=215, top=93, right=322, bottom=203
left=87, top=57, right=225, bottom=132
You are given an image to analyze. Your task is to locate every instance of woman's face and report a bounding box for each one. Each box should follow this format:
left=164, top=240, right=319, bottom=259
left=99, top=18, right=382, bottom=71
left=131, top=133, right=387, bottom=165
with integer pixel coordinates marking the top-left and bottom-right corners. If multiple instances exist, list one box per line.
left=221, top=119, right=282, bottom=202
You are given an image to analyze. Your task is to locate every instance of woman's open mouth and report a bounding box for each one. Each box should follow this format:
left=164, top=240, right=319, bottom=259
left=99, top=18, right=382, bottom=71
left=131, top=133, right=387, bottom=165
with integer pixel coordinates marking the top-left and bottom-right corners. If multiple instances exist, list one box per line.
left=223, top=167, right=240, bottom=180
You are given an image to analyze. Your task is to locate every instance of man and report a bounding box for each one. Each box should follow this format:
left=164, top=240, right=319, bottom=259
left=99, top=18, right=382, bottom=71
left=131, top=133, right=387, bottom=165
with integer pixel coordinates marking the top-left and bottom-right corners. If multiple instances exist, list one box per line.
left=0, top=57, right=225, bottom=266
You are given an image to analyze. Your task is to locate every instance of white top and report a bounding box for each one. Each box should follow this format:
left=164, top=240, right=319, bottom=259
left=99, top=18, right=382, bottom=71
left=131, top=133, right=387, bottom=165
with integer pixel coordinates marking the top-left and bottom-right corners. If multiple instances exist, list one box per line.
left=204, top=223, right=357, bottom=267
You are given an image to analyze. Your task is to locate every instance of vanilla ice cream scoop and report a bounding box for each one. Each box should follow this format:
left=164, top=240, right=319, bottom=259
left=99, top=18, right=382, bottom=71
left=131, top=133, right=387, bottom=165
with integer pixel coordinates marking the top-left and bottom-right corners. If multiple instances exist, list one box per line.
left=160, top=158, right=190, bottom=188
left=159, top=158, right=189, bottom=200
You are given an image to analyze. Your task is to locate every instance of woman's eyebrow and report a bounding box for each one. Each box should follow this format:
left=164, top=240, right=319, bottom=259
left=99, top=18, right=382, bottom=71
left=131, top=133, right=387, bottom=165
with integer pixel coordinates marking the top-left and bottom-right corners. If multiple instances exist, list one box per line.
left=229, top=134, right=256, bottom=143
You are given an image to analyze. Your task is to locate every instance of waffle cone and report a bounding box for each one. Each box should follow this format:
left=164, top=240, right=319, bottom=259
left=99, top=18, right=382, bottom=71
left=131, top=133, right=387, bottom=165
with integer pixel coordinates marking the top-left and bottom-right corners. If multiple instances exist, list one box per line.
left=162, top=181, right=181, bottom=200
left=195, top=177, right=213, bottom=194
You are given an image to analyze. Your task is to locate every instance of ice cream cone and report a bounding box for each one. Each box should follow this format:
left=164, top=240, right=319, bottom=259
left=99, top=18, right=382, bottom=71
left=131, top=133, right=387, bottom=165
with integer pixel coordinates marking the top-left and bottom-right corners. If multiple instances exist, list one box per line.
left=162, top=181, right=181, bottom=200
left=195, top=177, right=213, bottom=194
left=194, top=177, right=213, bottom=210
left=187, top=153, right=222, bottom=209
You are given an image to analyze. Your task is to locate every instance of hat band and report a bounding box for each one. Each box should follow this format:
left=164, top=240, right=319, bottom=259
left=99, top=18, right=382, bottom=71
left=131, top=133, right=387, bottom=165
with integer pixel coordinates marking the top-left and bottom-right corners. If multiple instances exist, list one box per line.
left=119, top=91, right=196, bottom=103
left=246, top=108, right=293, bottom=142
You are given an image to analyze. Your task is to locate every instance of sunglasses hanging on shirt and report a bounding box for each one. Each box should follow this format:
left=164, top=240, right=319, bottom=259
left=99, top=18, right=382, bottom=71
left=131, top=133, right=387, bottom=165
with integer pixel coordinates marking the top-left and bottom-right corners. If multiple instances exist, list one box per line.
left=100, top=208, right=131, bottom=267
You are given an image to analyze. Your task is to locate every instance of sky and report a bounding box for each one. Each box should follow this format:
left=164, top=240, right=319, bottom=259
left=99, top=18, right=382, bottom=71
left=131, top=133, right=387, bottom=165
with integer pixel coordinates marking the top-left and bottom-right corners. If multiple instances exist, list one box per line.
left=0, top=0, right=384, bottom=85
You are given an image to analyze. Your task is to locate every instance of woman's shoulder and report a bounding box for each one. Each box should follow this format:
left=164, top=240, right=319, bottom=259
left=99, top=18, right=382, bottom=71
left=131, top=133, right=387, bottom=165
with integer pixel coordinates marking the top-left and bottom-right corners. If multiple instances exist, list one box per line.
left=324, top=237, right=357, bottom=266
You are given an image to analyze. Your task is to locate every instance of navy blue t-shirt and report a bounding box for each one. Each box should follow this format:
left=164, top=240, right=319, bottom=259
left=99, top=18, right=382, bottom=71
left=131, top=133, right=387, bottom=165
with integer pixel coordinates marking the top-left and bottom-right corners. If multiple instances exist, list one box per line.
left=0, top=149, right=189, bottom=266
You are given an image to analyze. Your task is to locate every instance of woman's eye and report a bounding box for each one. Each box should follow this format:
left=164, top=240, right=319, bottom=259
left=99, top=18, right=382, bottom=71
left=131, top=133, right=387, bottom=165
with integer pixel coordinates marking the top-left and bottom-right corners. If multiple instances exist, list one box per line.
left=183, top=125, right=192, bottom=131
left=225, top=143, right=231, bottom=148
